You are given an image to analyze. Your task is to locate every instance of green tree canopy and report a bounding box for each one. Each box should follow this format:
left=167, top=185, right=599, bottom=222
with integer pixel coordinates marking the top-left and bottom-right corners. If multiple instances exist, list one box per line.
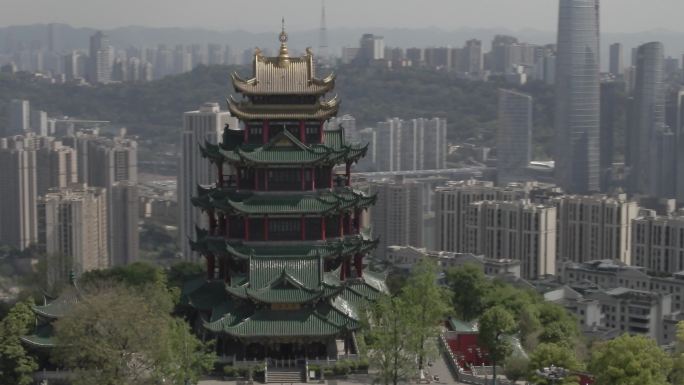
left=446, top=263, right=490, bottom=321
left=0, top=300, right=38, bottom=385
left=588, top=334, right=671, bottom=385
left=528, top=343, right=582, bottom=385
left=366, top=295, right=417, bottom=385
left=479, top=305, right=517, bottom=384
left=52, top=283, right=214, bottom=385
left=400, top=258, right=452, bottom=371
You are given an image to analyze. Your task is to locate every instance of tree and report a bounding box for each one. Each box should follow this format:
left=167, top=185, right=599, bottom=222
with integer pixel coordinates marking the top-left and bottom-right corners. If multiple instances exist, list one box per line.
left=158, top=319, right=215, bottom=385
left=400, top=258, right=451, bottom=372
left=0, top=300, right=38, bottom=385
left=588, top=334, right=672, bottom=385
left=670, top=321, right=684, bottom=385
left=366, top=295, right=416, bottom=385
left=446, top=264, right=490, bottom=321
left=52, top=283, right=213, bottom=385
left=479, top=306, right=517, bottom=385
left=166, top=261, right=204, bottom=290
left=536, top=303, right=580, bottom=349
left=528, top=343, right=582, bottom=385
left=504, top=355, right=530, bottom=383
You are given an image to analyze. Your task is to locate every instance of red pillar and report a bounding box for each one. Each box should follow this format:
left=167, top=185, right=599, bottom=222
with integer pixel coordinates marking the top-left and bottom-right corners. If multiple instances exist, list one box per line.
left=339, top=215, right=344, bottom=237
left=244, top=217, right=250, bottom=241
left=299, top=121, right=305, bottom=143
left=319, top=122, right=324, bottom=143
left=354, top=253, right=363, bottom=278
left=208, top=209, right=217, bottom=235
left=264, top=216, right=269, bottom=241
left=311, top=168, right=316, bottom=190
left=300, top=168, right=305, bottom=191
left=346, top=162, right=351, bottom=186
left=329, top=167, right=333, bottom=188
left=345, top=258, right=353, bottom=278
left=264, top=170, right=269, bottom=191
left=340, top=260, right=346, bottom=280
left=243, top=125, right=248, bottom=142
left=224, top=258, right=230, bottom=283
left=236, top=168, right=241, bottom=189
left=218, top=255, right=226, bottom=280
left=321, top=217, right=327, bottom=240
left=301, top=216, right=306, bottom=241
left=255, top=169, right=260, bottom=191
left=217, top=162, right=224, bottom=187
left=263, top=120, right=269, bottom=144
left=206, top=253, right=215, bottom=280
left=218, top=213, right=226, bottom=236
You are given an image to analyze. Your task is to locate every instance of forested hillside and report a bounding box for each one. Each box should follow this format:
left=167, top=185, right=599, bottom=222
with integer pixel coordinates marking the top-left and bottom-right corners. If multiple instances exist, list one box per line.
left=0, top=65, right=558, bottom=156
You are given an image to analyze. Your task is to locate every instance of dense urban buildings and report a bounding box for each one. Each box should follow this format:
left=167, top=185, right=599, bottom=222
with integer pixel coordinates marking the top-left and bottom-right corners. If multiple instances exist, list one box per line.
left=609, top=43, right=624, bottom=77
left=371, top=117, right=447, bottom=172
left=497, top=89, right=532, bottom=185
left=554, top=0, right=601, bottom=193
left=178, top=102, right=235, bottom=260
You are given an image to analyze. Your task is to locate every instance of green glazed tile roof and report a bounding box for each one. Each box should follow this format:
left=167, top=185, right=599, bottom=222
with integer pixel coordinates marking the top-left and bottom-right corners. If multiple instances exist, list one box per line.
left=193, top=186, right=375, bottom=216
left=21, top=324, right=56, bottom=348
left=191, top=232, right=378, bottom=261
left=32, top=288, right=80, bottom=319
left=201, top=126, right=367, bottom=166
left=205, top=307, right=349, bottom=338
left=180, top=278, right=227, bottom=311
left=249, top=256, right=323, bottom=289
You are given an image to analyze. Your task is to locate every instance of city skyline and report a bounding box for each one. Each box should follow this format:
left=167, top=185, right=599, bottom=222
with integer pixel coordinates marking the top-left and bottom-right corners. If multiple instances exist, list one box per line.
left=1, top=0, right=684, bottom=34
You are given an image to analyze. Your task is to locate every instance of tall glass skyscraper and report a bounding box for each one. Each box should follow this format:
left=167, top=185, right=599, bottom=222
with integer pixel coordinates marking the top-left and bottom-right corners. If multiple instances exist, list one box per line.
left=629, top=42, right=670, bottom=197
left=554, top=0, right=601, bottom=193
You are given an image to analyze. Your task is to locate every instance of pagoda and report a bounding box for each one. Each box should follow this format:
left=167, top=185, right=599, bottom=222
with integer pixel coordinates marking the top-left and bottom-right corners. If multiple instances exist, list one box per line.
left=181, top=24, right=386, bottom=361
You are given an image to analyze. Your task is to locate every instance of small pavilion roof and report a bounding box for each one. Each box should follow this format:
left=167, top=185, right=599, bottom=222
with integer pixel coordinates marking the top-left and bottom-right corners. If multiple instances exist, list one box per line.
left=21, top=324, right=56, bottom=348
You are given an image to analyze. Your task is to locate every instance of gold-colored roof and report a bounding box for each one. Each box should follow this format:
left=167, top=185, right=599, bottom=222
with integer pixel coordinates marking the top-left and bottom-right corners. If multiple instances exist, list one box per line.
left=227, top=95, right=340, bottom=121
left=231, top=21, right=335, bottom=96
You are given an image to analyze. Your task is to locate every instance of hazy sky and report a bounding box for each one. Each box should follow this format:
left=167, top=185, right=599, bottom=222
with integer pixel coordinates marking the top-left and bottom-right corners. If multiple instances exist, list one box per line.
left=1, top=0, right=682, bottom=33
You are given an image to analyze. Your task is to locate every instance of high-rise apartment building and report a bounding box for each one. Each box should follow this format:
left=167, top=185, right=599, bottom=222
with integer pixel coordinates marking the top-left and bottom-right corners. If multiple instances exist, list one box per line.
left=369, top=177, right=425, bottom=258
left=8, top=99, right=30, bottom=135
left=357, top=34, right=385, bottom=64
left=30, top=109, right=48, bottom=136
left=36, top=138, right=78, bottom=197
left=632, top=211, right=684, bottom=275
left=65, top=131, right=139, bottom=264
left=435, top=180, right=529, bottom=252
left=464, top=200, right=557, bottom=279
left=88, top=31, right=112, bottom=84
left=0, top=135, right=38, bottom=250
left=497, top=89, right=532, bottom=185
left=38, top=186, right=108, bottom=289
left=553, top=194, right=638, bottom=264
left=372, top=117, right=447, bottom=172
left=609, top=43, right=624, bottom=77
left=629, top=42, right=671, bottom=198
left=461, top=39, right=483, bottom=75
left=178, top=103, right=236, bottom=259
left=600, top=81, right=623, bottom=192
left=554, top=0, right=601, bottom=193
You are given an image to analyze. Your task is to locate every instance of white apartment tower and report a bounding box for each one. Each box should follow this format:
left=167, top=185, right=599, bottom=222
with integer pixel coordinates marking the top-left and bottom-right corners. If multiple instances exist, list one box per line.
left=0, top=135, right=38, bottom=250
left=179, top=103, right=236, bottom=260
left=38, top=186, right=108, bottom=289
left=553, top=194, right=638, bottom=264
left=632, top=211, right=684, bottom=274
left=435, top=180, right=528, bottom=252
left=464, top=200, right=557, bottom=279
left=9, top=99, right=30, bottom=135
left=369, top=177, right=425, bottom=258
left=497, top=89, right=532, bottom=185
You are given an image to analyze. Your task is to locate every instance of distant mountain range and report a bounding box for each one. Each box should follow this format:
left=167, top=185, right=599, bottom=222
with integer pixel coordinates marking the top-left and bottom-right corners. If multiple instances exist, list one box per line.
left=3, top=24, right=684, bottom=69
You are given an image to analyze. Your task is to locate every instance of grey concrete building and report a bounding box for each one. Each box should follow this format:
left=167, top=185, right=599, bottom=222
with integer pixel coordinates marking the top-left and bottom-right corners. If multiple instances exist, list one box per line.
left=497, top=89, right=532, bottom=185
left=369, top=177, right=425, bottom=258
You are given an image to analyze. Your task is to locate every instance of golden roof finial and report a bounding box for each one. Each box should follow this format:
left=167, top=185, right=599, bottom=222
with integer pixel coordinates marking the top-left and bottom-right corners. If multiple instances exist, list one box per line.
left=278, top=17, right=290, bottom=67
